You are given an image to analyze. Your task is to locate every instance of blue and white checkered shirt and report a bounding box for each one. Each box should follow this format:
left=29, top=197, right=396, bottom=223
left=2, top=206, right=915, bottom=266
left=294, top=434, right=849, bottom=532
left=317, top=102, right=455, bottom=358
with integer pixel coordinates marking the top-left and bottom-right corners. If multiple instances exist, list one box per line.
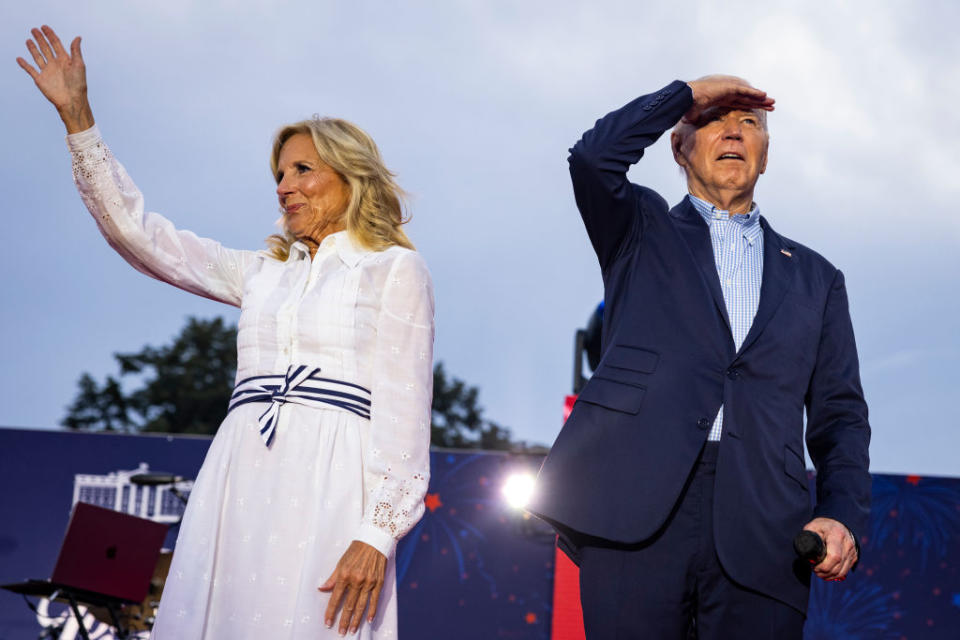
left=688, top=195, right=764, bottom=441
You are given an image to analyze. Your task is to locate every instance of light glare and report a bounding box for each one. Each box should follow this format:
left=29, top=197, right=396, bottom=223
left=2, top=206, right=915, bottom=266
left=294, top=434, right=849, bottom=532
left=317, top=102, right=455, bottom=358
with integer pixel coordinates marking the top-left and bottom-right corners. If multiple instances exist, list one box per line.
left=502, top=473, right=536, bottom=509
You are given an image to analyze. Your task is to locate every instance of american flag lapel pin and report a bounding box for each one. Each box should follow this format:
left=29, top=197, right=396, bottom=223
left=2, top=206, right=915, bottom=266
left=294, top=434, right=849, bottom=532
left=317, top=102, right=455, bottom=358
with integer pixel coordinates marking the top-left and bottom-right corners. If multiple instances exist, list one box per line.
left=780, top=249, right=792, bottom=258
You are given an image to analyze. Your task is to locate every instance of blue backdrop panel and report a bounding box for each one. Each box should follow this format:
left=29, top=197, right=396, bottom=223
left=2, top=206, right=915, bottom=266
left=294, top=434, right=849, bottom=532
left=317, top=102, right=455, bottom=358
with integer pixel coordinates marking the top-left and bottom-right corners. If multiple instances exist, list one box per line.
left=804, top=473, right=960, bottom=639
left=2, top=428, right=959, bottom=639
left=0, top=429, right=554, bottom=639
left=396, top=451, right=554, bottom=639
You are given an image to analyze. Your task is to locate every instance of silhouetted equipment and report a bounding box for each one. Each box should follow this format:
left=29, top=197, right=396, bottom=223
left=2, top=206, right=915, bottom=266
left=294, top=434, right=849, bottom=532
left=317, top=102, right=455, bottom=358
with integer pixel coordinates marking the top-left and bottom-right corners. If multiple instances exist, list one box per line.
left=129, top=472, right=185, bottom=486
left=130, top=471, right=189, bottom=512
left=573, top=301, right=604, bottom=394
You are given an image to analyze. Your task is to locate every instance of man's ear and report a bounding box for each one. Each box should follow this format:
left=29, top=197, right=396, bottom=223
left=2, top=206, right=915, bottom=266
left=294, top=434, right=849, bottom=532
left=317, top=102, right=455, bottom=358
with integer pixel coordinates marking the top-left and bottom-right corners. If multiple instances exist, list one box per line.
left=671, top=131, right=686, bottom=168
left=759, top=137, right=769, bottom=174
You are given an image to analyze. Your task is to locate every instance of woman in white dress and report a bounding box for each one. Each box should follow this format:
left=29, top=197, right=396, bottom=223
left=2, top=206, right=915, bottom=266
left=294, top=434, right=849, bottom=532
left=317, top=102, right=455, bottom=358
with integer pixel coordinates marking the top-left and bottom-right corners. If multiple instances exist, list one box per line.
left=19, top=26, right=434, bottom=639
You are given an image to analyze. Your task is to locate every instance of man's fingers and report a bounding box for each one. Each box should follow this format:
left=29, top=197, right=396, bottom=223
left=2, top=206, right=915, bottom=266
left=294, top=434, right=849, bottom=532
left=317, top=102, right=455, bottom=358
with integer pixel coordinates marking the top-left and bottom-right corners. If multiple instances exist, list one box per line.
left=726, top=85, right=774, bottom=105
left=16, top=57, right=39, bottom=81
left=71, top=37, right=83, bottom=62
left=804, top=518, right=857, bottom=582
left=814, top=552, right=841, bottom=577
left=42, top=25, right=67, bottom=58
left=836, top=554, right=856, bottom=580
left=719, top=101, right=770, bottom=113
left=818, top=551, right=854, bottom=581
left=717, top=97, right=774, bottom=112
left=835, top=536, right=858, bottom=579
left=707, top=86, right=773, bottom=106
left=813, top=537, right=842, bottom=576
left=813, top=528, right=856, bottom=580
left=731, top=85, right=768, bottom=98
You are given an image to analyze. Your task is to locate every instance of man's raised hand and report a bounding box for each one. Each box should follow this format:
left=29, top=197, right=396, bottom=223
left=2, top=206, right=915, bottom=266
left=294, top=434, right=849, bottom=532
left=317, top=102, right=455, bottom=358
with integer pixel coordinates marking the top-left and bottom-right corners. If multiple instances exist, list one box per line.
left=684, top=75, right=774, bottom=126
left=17, top=25, right=94, bottom=133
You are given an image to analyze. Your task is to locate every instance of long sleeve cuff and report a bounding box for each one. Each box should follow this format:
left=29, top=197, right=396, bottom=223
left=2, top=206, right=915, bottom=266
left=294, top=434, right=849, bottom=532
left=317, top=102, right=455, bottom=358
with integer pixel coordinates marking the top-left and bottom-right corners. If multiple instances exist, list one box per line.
left=66, top=124, right=102, bottom=151
left=354, top=523, right=398, bottom=559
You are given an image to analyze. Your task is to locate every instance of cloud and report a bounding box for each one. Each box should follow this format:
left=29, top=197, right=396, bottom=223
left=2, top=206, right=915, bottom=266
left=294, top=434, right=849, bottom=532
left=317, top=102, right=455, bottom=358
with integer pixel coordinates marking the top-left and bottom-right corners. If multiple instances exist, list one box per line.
left=2, top=0, right=958, bottom=475
left=863, top=347, right=958, bottom=376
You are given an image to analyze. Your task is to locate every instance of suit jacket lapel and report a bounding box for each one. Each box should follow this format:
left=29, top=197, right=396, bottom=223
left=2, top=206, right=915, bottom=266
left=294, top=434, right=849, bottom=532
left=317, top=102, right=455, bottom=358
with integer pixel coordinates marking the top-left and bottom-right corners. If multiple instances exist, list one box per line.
left=737, top=217, right=796, bottom=357
left=669, top=199, right=734, bottom=343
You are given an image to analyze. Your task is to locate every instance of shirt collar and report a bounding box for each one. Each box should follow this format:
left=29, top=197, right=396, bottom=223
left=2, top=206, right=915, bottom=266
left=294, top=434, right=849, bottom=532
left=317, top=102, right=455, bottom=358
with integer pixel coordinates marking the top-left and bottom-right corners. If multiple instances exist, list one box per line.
left=289, top=230, right=370, bottom=267
left=687, top=194, right=763, bottom=245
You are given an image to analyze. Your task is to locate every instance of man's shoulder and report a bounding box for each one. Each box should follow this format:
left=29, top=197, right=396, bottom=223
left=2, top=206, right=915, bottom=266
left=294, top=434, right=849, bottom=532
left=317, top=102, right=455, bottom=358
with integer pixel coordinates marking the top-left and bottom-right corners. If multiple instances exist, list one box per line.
left=765, top=223, right=839, bottom=277
left=632, top=183, right=670, bottom=215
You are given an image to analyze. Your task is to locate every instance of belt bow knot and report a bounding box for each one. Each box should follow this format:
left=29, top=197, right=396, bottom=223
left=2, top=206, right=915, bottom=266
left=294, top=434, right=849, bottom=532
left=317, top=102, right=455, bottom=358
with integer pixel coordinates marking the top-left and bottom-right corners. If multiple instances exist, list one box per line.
left=227, top=365, right=372, bottom=448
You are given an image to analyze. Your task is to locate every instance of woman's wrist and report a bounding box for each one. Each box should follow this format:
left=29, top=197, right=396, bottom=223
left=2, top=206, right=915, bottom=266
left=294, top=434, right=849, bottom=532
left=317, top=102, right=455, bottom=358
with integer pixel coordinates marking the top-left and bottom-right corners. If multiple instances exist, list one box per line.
left=58, top=98, right=95, bottom=134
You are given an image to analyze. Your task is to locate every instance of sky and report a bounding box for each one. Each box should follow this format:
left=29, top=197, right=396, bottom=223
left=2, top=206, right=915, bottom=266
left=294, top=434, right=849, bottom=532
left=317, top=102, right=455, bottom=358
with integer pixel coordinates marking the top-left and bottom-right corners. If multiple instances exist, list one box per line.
left=1, top=0, right=958, bottom=476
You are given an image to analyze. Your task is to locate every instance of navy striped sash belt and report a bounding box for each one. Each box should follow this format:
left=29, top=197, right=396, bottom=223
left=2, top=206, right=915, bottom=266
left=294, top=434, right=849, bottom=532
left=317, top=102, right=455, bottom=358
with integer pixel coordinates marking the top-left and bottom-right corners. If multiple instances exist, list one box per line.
left=228, top=365, right=372, bottom=447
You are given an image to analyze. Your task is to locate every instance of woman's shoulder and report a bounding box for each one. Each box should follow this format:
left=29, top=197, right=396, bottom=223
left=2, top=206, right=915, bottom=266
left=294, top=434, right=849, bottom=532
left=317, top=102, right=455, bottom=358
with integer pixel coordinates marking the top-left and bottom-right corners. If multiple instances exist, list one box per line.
left=369, top=246, right=433, bottom=295
left=374, top=245, right=429, bottom=271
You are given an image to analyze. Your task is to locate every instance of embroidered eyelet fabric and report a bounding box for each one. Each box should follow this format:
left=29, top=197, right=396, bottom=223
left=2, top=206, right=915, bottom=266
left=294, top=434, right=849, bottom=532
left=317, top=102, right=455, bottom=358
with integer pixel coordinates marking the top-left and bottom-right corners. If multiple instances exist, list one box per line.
left=67, top=125, right=434, bottom=639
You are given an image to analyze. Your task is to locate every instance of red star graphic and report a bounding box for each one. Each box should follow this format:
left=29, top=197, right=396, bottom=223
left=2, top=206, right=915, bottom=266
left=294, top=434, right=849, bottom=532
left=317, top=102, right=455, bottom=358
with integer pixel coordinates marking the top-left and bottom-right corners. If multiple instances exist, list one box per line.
left=525, top=612, right=537, bottom=624
left=424, top=493, right=443, bottom=513
left=906, top=475, right=922, bottom=486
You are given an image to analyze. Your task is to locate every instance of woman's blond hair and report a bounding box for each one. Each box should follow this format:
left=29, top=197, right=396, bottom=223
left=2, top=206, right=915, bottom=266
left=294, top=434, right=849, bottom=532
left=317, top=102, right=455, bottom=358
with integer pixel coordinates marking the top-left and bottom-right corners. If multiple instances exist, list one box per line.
left=266, top=117, right=413, bottom=260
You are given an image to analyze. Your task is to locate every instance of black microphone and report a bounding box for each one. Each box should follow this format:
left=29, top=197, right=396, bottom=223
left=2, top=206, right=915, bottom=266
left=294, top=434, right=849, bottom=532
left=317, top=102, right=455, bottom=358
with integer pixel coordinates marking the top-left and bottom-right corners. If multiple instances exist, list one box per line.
left=130, top=472, right=185, bottom=486
left=793, top=530, right=826, bottom=564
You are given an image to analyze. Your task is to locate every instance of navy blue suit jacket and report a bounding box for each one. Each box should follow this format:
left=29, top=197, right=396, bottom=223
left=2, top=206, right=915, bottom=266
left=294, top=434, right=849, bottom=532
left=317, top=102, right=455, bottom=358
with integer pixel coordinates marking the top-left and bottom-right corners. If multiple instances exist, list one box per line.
left=529, top=81, right=872, bottom=613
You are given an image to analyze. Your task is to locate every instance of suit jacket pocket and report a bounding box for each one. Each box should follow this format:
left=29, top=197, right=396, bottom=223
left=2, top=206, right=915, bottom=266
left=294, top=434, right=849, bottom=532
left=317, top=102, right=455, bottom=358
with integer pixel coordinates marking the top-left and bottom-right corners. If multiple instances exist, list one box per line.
left=577, top=376, right=646, bottom=415
left=783, top=444, right=808, bottom=491
left=604, top=344, right=660, bottom=374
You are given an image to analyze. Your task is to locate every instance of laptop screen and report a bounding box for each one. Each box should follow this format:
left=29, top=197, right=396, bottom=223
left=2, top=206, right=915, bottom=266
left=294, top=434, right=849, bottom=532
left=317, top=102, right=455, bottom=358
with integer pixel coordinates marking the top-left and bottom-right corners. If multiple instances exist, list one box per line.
left=50, top=502, right=169, bottom=603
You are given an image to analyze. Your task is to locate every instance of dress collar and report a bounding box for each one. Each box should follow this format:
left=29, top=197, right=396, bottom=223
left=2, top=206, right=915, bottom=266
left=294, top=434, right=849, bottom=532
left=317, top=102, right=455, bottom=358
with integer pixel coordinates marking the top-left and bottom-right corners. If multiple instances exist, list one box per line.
left=289, top=230, right=369, bottom=267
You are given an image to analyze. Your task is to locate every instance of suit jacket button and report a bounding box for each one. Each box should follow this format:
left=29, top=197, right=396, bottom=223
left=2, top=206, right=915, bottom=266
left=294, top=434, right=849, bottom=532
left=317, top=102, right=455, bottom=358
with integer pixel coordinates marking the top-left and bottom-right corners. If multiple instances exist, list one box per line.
left=697, top=418, right=711, bottom=429
left=726, top=368, right=740, bottom=380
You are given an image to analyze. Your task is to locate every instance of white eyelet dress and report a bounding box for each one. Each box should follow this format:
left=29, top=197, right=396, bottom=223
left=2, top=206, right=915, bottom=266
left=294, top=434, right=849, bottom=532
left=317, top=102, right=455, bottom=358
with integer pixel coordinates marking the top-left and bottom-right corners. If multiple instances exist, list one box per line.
left=67, top=126, right=435, bottom=640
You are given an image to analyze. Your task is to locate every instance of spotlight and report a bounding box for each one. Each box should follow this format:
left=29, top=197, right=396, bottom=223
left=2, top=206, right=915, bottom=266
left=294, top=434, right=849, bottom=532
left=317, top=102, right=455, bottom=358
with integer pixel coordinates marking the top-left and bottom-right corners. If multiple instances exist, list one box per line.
left=502, top=472, right=536, bottom=509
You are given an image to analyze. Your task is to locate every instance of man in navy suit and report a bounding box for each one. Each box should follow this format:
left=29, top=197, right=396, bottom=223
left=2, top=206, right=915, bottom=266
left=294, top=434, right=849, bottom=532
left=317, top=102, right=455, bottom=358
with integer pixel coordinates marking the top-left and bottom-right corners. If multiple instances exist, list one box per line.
left=529, top=76, right=871, bottom=638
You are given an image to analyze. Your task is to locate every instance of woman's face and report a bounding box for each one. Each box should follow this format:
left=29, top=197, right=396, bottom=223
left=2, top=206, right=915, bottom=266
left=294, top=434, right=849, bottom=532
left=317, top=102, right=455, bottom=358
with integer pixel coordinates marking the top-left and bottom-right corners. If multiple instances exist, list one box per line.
left=275, top=133, right=349, bottom=245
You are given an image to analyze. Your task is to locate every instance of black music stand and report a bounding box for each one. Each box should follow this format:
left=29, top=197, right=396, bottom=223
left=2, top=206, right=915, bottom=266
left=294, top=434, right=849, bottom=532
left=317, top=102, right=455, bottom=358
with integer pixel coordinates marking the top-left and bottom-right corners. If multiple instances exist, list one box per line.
left=2, top=579, right=135, bottom=640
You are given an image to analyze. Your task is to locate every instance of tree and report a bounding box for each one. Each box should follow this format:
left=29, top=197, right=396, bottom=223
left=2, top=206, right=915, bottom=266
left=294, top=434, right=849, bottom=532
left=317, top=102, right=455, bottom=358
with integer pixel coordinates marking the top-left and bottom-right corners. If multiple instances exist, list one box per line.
left=63, top=316, right=524, bottom=449
left=430, top=362, right=514, bottom=450
left=62, top=373, right=134, bottom=432
left=62, top=317, right=237, bottom=435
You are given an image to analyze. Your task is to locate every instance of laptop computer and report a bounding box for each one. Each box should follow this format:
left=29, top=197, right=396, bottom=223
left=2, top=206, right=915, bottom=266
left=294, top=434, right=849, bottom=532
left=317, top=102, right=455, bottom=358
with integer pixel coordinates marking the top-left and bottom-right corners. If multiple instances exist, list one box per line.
left=0, top=500, right=169, bottom=638
left=44, top=501, right=169, bottom=604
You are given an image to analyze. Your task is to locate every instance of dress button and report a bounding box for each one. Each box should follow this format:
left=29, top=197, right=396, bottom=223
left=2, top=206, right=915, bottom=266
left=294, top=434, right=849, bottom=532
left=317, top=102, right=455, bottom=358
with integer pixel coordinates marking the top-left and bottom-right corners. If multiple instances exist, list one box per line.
left=726, top=368, right=740, bottom=380
left=697, top=418, right=711, bottom=429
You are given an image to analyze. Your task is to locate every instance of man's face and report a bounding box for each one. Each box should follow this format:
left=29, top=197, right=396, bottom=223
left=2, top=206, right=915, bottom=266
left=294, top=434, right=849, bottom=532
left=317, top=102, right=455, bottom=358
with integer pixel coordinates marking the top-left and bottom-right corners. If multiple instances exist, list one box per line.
left=674, top=107, right=769, bottom=205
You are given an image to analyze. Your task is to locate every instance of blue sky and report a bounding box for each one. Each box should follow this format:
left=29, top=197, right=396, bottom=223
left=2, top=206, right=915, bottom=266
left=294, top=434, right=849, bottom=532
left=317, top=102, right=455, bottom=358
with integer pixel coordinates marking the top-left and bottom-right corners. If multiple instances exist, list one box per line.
left=2, top=1, right=958, bottom=476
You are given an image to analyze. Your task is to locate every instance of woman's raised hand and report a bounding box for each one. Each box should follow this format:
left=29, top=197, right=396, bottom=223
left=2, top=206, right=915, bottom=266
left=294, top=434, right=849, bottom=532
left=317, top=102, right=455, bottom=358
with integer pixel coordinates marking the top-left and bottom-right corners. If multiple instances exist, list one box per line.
left=17, top=25, right=94, bottom=133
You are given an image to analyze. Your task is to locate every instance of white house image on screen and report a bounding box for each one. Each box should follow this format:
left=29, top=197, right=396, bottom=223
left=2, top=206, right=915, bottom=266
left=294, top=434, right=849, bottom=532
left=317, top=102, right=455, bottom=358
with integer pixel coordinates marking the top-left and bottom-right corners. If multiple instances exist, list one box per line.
left=72, top=463, right=193, bottom=523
